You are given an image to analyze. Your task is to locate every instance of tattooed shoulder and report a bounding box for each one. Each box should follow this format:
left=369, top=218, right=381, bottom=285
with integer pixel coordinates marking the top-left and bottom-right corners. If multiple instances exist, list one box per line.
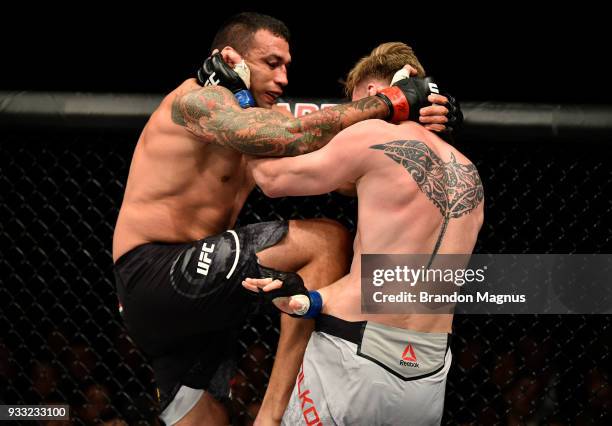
left=370, top=139, right=484, bottom=264
left=370, top=139, right=484, bottom=218
left=171, top=86, right=237, bottom=127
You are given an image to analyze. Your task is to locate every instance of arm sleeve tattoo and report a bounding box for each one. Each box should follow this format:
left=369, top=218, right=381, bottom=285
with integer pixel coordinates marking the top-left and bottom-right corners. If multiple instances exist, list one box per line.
left=171, top=86, right=389, bottom=156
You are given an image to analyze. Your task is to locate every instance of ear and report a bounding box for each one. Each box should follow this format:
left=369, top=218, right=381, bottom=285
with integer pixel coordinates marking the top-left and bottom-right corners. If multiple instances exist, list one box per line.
left=219, top=46, right=243, bottom=67
left=367, top=83, right=378, bottom=97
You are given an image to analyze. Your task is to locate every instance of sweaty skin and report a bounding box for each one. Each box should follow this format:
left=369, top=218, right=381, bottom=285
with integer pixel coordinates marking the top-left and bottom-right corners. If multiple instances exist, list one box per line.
left=247, top=118, right=484, bottom=332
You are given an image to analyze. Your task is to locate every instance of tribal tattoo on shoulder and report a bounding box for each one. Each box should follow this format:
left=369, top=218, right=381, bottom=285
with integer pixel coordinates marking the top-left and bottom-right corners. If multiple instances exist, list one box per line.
left=370, top=140, right=484, bottom=263
left=171, top=86, right=388, bottom=156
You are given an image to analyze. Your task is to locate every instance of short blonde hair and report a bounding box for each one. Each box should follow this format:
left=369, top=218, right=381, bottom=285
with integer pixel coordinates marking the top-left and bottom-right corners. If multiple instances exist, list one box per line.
left=345, top=42, right=426, bottom=97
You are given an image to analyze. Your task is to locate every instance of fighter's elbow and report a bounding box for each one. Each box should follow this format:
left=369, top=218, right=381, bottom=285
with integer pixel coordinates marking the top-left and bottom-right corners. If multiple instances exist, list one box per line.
left=258, top=179, right=285, bottom=198
left=253, top=169, right=283, bottom=198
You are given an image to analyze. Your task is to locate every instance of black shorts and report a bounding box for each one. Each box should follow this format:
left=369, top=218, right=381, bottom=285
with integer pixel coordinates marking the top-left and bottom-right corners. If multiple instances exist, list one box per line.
left=114, top=220, right=288, bottom=410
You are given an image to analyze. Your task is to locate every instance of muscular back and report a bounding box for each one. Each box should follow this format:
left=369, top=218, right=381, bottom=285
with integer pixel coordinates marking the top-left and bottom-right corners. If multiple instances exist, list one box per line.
left=356, top=121, right=483, bottom=258
left=112, top=80, right=254, bottom=261
left=332, top=120, right=484, bottom=330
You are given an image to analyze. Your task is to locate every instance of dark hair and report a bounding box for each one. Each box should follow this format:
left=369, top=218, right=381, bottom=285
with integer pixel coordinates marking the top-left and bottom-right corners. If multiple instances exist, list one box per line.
left=211, top=12, right=290, bottom=55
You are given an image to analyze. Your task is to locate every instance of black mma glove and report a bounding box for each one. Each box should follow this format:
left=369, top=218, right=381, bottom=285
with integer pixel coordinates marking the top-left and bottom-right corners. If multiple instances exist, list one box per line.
left=254, top=264, right=323, bottom=319
left=376, top=76, right=439, bottom=123
left=438, top=90, right=464, bottom=143
left=196, top=52, right=256, bottom=108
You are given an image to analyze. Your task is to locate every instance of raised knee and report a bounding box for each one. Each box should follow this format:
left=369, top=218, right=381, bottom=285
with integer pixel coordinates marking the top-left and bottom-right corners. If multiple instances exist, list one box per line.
left=305, top=219, right=352, bottom=256
left=321, top=219, right=351, bottom=251
left=286, top=219, right=352, bottom=264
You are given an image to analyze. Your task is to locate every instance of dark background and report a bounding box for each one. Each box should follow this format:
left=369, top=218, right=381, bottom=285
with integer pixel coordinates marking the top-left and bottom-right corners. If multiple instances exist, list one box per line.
left=1, top=4, right=609, bottom=104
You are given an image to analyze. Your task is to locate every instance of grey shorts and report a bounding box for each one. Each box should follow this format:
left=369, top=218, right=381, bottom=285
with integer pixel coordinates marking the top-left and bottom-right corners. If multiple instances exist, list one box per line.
left=282, top=315, right=452, bottom=426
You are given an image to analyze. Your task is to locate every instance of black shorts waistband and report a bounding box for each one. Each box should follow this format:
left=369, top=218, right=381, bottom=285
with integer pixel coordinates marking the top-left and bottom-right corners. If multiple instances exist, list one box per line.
left=114, top=243, right=153, bottom=267
left=315, top=314, right=367, bottom=345
left=315, top=314, right=453, bottom=347
left=114, top=240, right=198, bottom=269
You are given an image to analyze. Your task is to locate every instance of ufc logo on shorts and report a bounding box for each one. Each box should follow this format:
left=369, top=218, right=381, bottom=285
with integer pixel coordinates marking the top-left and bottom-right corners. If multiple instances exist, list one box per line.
left=205, top=72, right=220, bottom=86
left=196, top=242, right=215, bottom=276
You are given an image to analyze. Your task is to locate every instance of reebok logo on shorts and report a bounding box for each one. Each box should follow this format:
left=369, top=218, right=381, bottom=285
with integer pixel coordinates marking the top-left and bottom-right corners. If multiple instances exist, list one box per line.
left=399, top=343, right=419, bottom=368
left=196, top=242, right=215, bottom=276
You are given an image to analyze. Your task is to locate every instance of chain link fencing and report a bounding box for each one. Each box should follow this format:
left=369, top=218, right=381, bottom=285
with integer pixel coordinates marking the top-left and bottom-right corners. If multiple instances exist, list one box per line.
left=1, top=99, right=611, bottom=425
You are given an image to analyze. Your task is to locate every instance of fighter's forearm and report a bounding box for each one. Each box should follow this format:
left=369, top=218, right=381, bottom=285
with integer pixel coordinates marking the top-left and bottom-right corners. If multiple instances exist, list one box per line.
left=276, top=97, right=389, bottom=156
left=171, top=86, right=389, bottom=157
left=258, top=315, right=314, bottom=423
